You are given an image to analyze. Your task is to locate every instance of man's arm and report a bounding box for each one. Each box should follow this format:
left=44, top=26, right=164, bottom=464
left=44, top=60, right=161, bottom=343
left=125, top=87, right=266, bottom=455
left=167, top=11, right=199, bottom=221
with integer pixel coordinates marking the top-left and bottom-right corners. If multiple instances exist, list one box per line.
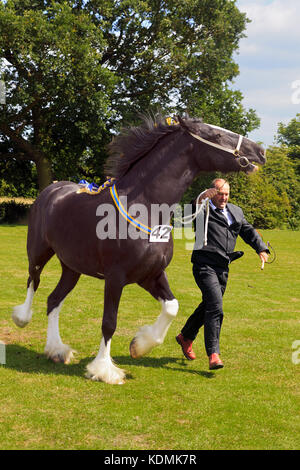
left=238, top=214, right=270, bottom=266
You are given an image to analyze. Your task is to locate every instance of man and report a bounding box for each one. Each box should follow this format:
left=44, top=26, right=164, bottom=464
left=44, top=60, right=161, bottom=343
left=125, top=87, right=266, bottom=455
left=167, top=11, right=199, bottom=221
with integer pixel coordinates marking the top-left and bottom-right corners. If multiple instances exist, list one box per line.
left=176, top=178, right=269, bottom=370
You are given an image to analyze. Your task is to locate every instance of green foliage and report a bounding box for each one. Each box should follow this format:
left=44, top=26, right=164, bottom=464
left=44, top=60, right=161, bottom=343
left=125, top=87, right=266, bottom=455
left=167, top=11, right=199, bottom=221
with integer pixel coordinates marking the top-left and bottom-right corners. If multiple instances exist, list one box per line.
left=181, top=145, right=300, bottom=230
left=0, top=199, right=32, bottom=223
left=0, top=154, right=38, bottom=198
left=0, top=0, right=117, bottom=189
left=277, top=113, right=300, bottom=174
left=0, top=0, right=259, bottom=191
left=1, top=2, right=299, bottom=230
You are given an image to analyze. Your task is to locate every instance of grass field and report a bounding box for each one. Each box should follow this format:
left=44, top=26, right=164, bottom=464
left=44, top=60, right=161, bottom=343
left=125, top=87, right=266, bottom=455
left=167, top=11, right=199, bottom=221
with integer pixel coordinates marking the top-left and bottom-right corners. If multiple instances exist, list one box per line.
left=0, top=225, right=299, bottom=450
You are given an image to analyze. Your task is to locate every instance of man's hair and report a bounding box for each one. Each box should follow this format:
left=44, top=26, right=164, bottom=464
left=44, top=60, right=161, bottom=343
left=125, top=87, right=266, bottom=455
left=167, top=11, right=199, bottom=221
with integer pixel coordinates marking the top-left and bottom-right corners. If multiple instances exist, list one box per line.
left=211, top=178, right=229, bottom=189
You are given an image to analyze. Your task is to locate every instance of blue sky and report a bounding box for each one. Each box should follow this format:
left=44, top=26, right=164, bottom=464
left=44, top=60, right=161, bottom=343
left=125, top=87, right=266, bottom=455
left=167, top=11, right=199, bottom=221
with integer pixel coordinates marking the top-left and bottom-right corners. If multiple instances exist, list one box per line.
left=233, top=0, right=300, bottom=146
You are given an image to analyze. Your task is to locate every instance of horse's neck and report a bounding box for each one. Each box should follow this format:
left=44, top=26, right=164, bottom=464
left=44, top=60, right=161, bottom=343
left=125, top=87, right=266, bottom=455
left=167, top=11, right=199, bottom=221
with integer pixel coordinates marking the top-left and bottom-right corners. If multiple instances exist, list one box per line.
left=119, top=133, right=198, bottom=206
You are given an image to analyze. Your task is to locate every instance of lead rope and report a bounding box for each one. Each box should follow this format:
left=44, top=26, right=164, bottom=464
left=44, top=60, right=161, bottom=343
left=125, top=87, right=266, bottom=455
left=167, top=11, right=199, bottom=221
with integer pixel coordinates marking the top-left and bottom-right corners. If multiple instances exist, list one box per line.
left=204, top=199, right=210, bottom=246
left=175, top=192, right=210, bottom=246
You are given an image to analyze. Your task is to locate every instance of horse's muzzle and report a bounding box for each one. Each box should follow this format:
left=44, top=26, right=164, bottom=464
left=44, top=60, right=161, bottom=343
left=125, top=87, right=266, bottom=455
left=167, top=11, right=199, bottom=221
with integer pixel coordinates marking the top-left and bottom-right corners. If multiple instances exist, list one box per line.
left=246, top=163, right=259, bottom=174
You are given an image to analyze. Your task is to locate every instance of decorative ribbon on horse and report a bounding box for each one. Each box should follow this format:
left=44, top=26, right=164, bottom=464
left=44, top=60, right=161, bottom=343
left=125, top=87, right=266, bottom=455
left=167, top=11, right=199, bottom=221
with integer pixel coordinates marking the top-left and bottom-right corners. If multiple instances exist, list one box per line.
left=77, top=177, right=115, bottom=195
left=110, top=184, right=152, bottom=234
left=110, top=185, right=172, bottom=241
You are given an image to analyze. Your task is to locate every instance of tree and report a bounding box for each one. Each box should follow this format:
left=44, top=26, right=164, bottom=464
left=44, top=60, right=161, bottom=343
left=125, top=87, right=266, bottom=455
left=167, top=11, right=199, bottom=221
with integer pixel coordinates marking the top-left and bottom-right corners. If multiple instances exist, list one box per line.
left=0, top=0, right=260, bottom=192
left=226, top=146, right=300, bottom=229
left=87, top=0, right=259, bottom=132
left=277, top=113, right=300, bottom=174
left=0, top=0, right=116, bottom=191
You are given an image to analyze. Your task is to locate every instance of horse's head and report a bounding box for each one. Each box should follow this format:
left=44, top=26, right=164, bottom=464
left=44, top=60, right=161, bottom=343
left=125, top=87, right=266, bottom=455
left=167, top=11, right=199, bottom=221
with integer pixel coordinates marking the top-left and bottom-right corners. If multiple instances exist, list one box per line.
left=178, top=117, right=266, bottom=174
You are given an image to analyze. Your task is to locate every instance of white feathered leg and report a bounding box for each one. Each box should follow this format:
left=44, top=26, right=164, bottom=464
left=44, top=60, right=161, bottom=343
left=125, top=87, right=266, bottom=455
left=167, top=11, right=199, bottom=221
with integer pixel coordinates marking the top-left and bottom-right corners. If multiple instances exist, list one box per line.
left=12, top=281, right=34, bottom=328
left=44, top=301, right=74, bottom=364
left=86, top=338, right=125, bottom=385
left=130, top=298, right=179, bottom=358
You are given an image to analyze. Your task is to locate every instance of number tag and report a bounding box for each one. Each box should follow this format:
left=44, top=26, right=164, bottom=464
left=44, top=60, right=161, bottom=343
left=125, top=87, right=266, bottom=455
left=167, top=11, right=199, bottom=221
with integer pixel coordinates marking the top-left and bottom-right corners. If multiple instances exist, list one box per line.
left=149, top=225, right=173, bottom=242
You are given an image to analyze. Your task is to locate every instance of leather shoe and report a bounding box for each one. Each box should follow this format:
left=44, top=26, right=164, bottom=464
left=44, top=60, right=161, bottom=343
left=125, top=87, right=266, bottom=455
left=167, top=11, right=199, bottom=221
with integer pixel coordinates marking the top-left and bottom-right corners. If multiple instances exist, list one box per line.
left=176, top=333, right=196, bottom=360
left=209, top=353, right=224, bottom=370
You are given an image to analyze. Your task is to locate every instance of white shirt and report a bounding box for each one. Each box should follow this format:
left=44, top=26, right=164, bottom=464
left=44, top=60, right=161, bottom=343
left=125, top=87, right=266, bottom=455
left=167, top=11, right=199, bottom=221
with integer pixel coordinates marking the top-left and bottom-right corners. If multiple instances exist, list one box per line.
left=209, top=200, right=234, bottom=225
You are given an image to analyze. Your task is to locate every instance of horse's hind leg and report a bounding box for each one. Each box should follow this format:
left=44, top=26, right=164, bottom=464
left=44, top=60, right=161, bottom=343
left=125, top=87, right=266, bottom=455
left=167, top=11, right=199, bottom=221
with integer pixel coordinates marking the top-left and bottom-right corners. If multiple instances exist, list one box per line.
left=45, top=262, right=80, bottom=364
left=130, top=271, right=179, bottom=358
left=86, top=276, right=125, bottom=385
left=12, top=244, right=54, bottom=328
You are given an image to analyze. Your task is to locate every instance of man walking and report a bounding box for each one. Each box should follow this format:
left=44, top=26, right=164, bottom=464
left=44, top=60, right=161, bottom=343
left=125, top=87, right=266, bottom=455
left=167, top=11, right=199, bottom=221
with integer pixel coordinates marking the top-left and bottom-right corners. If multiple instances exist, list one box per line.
left=176, top=178, right=269, bottom=370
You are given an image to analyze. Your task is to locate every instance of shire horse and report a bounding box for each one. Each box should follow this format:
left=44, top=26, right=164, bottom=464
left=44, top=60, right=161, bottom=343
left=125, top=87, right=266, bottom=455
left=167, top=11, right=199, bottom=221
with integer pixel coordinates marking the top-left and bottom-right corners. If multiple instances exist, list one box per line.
left=12, top=115, right=266, bottom=384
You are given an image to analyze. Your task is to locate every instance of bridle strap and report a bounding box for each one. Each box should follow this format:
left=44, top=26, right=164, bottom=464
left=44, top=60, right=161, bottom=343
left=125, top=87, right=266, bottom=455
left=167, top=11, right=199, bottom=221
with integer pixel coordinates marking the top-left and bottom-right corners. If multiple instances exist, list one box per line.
left=189, top=131, right=243, bottom=157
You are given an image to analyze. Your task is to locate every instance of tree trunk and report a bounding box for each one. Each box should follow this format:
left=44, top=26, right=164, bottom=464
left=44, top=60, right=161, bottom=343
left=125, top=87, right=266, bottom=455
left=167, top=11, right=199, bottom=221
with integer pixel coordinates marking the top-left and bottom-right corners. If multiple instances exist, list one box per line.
left=35, top=154, right=53, bottom=192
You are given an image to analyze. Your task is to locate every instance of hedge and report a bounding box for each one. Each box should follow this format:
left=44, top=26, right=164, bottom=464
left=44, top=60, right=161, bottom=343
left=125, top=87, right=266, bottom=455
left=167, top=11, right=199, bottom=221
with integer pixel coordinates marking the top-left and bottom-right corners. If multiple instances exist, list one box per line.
left=0, top=198, right=34, bottom=224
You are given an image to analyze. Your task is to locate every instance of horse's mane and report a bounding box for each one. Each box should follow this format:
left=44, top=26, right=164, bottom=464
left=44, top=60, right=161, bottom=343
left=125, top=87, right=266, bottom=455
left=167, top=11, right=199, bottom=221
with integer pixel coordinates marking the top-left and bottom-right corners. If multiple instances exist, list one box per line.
left=104, top=114, right=202, bottom=179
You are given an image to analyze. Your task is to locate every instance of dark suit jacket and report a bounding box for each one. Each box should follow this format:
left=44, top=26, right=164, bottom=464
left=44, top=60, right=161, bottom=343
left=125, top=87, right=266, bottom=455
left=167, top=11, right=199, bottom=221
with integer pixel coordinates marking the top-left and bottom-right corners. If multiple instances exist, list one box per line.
left=191, top=201, right=269, bottom=269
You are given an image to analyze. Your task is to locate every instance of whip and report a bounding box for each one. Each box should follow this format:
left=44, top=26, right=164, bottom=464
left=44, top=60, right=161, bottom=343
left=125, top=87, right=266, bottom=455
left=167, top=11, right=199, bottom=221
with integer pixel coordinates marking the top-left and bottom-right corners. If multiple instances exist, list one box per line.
left=257, top=231, right=276, bottom=270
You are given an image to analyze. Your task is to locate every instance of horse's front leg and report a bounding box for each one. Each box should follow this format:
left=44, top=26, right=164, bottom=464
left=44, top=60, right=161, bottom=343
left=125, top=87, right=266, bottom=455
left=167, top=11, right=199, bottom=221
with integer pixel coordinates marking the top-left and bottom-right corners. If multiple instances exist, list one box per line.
left=86, top=277, right=125, bottom=385
left=130, top=271, right=179, bottom=358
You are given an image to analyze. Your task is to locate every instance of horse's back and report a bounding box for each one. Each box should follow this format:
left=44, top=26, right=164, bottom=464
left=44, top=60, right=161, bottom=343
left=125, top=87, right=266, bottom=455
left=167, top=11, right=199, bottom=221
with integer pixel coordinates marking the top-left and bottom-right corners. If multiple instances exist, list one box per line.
left=32, top=181, right=78, bottom=208
left=27, top=181, right=78, bottom=244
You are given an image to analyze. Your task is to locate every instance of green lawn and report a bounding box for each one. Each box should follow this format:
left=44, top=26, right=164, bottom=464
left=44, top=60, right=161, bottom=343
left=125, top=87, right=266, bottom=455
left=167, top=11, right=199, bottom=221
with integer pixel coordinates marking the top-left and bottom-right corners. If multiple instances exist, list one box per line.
left=0, top=225, right=299, bottom=450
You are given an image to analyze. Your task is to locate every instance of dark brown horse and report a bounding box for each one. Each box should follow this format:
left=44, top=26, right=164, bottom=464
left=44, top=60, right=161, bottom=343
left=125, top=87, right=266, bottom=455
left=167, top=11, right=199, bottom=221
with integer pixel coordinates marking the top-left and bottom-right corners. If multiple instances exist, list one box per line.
left=12, top=115, right=266, bottom=384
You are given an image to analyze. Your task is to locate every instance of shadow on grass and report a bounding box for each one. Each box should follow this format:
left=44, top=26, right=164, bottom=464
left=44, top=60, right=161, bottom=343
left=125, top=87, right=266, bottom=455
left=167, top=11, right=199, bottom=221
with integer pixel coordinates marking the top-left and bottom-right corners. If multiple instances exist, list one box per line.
left=4, top=344, right=215, bottom=380
left=114, top=355, right=214, bottom=379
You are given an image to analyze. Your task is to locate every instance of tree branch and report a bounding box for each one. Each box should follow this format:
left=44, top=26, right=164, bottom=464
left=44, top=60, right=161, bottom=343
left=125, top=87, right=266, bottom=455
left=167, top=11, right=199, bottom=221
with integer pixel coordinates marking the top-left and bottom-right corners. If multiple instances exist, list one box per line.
left=0, top=122, right=40, bottom=162
left=0, top=151, right=33, bottom=161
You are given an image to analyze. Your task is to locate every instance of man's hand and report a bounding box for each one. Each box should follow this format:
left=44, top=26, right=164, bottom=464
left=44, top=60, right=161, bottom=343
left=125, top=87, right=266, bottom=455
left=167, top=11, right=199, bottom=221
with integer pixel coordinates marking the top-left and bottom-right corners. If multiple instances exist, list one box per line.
left=197, top=188, right=218, bottom=203
left=259, top=251, right=269, bottom=270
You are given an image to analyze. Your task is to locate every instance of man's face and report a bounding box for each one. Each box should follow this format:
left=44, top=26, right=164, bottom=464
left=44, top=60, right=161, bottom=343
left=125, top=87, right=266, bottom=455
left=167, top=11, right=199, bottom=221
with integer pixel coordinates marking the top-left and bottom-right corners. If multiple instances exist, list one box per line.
left=211, top=182, right=230, bottom=209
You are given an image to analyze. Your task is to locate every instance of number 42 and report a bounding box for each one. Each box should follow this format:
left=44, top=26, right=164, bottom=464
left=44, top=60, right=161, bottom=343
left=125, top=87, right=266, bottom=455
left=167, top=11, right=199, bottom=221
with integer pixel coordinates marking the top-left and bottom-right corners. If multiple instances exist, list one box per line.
left=150, top=225, right=173, bottom=242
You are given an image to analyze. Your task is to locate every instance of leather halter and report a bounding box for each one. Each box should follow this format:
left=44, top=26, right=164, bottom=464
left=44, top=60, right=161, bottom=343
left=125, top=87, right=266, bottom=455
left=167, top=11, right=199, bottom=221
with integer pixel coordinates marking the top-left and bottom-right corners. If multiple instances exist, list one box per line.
left=189, top=131, right=251, bottom=168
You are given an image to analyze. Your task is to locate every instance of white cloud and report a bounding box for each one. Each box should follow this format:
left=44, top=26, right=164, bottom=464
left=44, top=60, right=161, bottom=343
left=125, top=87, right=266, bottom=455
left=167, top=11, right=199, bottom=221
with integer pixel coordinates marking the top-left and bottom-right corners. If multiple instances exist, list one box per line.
left=239, top=0, right=300, bottom=38
left=233, top=0, right=300, bottom=146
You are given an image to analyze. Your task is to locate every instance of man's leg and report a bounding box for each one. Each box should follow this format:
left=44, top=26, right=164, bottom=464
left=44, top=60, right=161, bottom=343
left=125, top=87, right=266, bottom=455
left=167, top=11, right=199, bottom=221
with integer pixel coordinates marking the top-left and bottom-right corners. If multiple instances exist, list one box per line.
left=182, top=265, right=228, bottom=354
left=181, top=300, right=205, bottom=341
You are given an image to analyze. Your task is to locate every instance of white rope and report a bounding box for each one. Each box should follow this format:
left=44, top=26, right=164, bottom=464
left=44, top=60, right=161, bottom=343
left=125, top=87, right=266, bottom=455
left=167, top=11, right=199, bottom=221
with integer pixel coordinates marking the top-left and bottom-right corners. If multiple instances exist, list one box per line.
left=174, top=191, right=210, bottom=247
left=176, top=191, right=208, bottom=226
left=204, top=199, right=210, bottom=246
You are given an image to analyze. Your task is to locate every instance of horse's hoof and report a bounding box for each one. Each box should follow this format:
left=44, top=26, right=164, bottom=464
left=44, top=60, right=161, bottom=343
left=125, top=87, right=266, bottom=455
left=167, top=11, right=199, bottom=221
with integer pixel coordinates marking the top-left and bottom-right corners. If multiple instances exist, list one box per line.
left=130, top=326, right=158, bottom=358
left=85, top=370, right=125, bottom=385
left=85, top=359, right=126, bottom=385
left=51, top=354, right=68, bottom=364
left=45, top=345, right=74, bottom=364
left=12, top=306, right=32, bottom=328
left=129, top=338, right=141, bottom=359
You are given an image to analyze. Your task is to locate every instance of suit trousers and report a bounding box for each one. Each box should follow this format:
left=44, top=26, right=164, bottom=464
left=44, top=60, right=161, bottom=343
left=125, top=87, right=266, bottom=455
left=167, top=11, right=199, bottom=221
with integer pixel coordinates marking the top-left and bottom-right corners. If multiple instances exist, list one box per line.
left=181, top=263, right=229, bottom=356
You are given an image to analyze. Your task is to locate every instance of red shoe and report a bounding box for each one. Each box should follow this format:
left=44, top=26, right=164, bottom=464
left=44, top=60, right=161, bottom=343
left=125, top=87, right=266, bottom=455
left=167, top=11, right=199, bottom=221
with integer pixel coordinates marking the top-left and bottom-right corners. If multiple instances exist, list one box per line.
left=209, top=353, right=224, bottom=370
left=176, top=333, right=196, bottom=360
